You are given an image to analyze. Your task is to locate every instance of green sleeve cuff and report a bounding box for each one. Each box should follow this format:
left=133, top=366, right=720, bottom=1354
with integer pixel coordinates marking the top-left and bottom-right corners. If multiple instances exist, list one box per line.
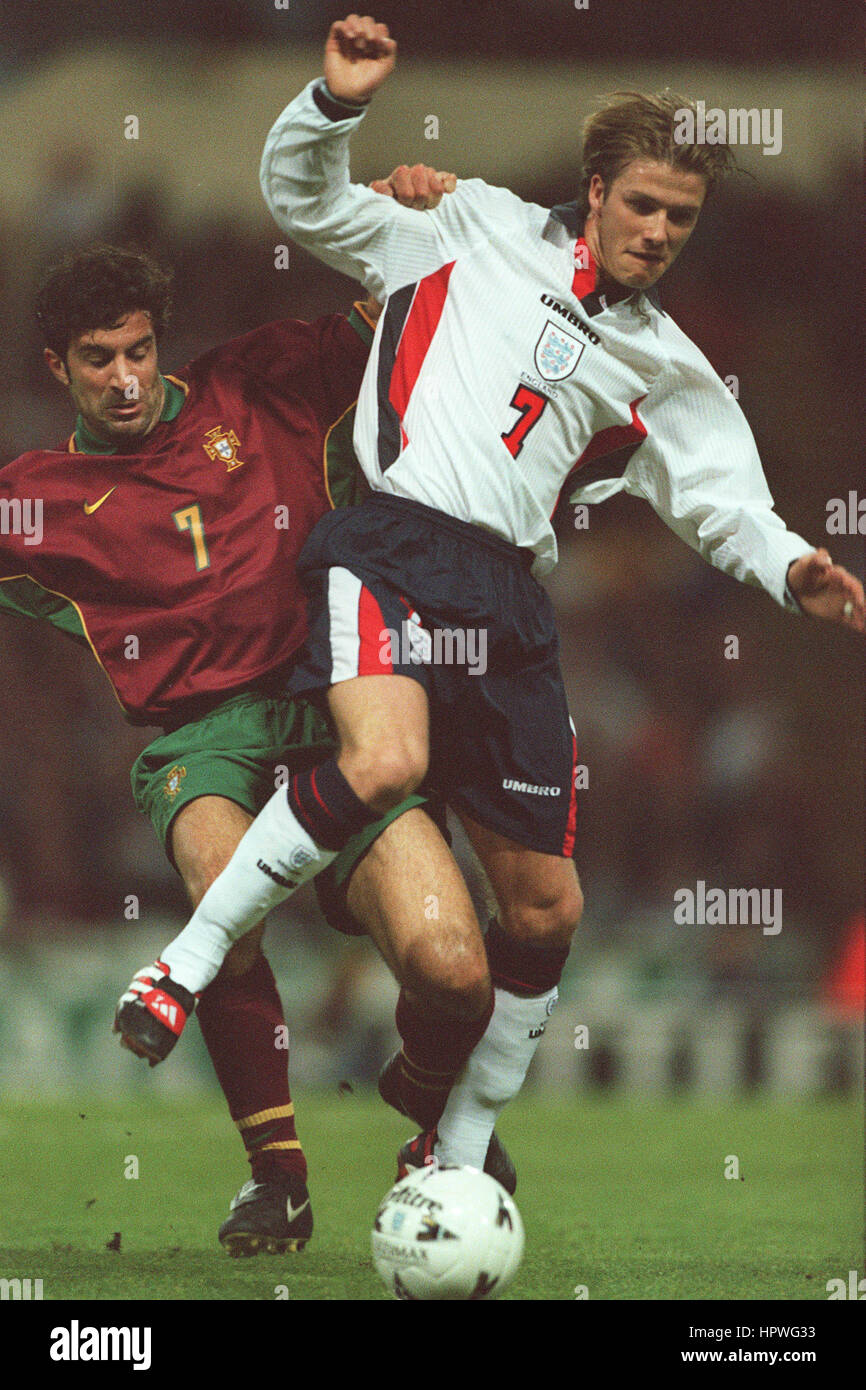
left=347, top=302, right=377, bottom=348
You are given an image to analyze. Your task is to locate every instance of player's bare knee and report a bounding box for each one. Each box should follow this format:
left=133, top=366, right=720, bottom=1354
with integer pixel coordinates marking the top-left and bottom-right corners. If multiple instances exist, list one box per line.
left=341, top=741, right=427, bottom=811
left=502, top=880, right=583, bottom=949
left=401, top=932, right=490, bottom=1020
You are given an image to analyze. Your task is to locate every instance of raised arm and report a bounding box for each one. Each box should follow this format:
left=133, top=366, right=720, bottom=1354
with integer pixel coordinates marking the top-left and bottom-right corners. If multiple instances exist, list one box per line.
left=260, top=15, right=532, bottom=303
left=260, top=17, right=453, bottom=301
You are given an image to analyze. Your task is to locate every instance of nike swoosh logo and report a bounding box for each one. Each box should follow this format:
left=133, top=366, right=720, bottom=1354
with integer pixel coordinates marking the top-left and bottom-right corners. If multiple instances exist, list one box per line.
left=286, top=1197, right=310, bottom=1224
left=83, top=486, right=117, bottom=515
left=249, top=1125, right=279, bottom=1148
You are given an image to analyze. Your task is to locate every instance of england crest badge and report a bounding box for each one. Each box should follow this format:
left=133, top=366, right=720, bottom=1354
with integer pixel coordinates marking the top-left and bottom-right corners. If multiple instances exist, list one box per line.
left=534, top=320, right=584, bottom=382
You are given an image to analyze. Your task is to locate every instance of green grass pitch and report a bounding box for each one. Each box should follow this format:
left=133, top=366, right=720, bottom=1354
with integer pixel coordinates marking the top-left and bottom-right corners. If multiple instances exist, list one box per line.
left=0, top=1091, right=861, bottom=1301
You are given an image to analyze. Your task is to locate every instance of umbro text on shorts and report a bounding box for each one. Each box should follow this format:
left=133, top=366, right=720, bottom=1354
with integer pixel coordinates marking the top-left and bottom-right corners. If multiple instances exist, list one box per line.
left=289, top=493, right=579, bottom=858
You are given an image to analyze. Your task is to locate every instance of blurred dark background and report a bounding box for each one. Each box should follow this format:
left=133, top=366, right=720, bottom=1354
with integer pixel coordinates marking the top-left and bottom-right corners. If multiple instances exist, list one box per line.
left=0, top=0, right=856, bottom=64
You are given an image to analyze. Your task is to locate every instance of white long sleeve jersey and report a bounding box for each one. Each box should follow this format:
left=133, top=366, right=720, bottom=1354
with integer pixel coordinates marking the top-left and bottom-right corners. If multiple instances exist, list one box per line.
left=261, top=80, right=812, bottom=606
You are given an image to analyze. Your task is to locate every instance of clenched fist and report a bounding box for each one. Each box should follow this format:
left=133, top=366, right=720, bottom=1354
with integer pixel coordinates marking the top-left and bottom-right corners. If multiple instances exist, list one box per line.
left=371, top=165, right=458, bottom=210
left=325, top=14, right=397, bottom=105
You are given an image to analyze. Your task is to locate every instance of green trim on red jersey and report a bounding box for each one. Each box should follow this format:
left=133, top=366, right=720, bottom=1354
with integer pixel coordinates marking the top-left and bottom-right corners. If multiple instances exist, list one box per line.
left=0, top=574, right=89, bottom=643
left=347, top=301, right=376, bottom=349
left=71, top=375, right=187, bottom=454
left=323, top=402, right=371, bottom=511
left=323, top=302, right=376, bottom=508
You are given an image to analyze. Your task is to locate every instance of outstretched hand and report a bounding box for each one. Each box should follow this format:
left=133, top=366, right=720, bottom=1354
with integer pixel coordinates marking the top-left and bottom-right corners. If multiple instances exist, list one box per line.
left=325, top=14, right=396, bottom=104
left=787, top=549, right=865, bottom=632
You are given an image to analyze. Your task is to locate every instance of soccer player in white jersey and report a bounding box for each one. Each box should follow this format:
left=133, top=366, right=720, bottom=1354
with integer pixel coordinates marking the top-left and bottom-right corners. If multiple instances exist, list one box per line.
left=119, top=14, right=864, bottom=1177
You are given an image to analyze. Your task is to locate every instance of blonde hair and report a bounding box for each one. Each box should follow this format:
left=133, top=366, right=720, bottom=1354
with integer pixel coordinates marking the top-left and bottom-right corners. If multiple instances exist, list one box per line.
left=579, top=90, right=738, bottom=213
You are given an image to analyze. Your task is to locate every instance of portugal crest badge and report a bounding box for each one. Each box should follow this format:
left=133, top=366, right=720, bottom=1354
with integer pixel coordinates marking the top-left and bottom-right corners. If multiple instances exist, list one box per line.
left=203, top=425, right=245, bottom=471
left=163, top=765, right=187, bottom=801
left=534, top=320, right=584, bottom=382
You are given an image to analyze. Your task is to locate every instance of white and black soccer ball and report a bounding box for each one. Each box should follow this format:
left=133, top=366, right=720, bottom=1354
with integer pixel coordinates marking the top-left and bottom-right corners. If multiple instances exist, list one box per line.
left=371, top=1164, right=524, bottom=1301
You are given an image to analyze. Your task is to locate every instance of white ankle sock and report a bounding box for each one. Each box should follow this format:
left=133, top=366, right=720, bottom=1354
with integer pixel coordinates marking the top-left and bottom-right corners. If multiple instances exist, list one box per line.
left=435, top=986, right=558, bottom=1168
left=160, top=788, right=336, bottom=993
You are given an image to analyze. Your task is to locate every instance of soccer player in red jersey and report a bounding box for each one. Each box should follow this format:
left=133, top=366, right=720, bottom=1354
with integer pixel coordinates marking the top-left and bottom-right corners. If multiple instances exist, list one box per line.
left=0, top=200, right=517, bottom=1253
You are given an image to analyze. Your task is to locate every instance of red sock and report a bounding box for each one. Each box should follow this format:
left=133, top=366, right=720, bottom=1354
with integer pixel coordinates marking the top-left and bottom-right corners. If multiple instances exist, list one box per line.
left=196, top=953, right=307, bottom=1183
left=393, top=988, right=494, bottom=1130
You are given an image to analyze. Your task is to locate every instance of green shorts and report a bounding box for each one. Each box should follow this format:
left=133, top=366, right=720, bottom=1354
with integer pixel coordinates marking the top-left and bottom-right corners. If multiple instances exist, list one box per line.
left=130, top=689, right=427, bottom=936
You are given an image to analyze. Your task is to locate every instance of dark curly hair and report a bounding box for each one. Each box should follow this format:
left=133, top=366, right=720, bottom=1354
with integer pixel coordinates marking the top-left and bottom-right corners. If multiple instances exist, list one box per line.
left=35, top=245, right=173, bottom=358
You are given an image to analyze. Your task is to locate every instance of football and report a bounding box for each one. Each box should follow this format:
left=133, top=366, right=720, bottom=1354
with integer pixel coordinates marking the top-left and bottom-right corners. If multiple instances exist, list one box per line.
left=371, top=1164, right=525, bottom=1300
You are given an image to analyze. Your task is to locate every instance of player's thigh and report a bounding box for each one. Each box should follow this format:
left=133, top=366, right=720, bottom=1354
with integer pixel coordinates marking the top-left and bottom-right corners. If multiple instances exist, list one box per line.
left=457, top=810, right=583, bottom=949
left=170, top=795, right=265, bottom=973
left=328, top=674, right=431, bottom=803
left=345, top=805, right=489, bottom=1015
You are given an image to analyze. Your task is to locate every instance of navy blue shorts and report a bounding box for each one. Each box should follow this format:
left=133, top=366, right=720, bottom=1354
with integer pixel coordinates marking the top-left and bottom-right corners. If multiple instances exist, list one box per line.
left=289, top=494, right=578, bottom=858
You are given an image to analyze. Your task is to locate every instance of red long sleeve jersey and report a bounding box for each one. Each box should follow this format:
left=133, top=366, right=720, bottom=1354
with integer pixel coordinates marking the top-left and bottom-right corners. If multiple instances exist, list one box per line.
left=0, top=310, right=372, bottom=724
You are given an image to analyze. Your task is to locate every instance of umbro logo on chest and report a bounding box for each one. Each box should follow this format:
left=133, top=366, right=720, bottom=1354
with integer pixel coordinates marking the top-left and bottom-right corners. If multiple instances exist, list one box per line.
left=539, top=295, right=600, bottom=346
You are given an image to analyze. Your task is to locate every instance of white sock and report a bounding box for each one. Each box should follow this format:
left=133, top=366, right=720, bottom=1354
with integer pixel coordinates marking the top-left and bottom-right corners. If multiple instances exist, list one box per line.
left=160, top=788, right=336, bottom=994
left=435, top=986, right=558, bottom=1168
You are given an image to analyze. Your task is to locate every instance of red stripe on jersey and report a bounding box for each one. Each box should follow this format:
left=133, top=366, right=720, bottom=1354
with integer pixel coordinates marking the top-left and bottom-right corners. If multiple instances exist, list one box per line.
left=551, top=395, right=648, bottom=518
left=357, top=584, right=391, bottom=676
left=562, top=730, right=579, bottom=858
left=389, top=261, right=456, bottom=428
left=577, top=395, right=647, bottom=468
left=575, top=397, right=650, bottom=472
left=571, top=238, right=598, bottom=299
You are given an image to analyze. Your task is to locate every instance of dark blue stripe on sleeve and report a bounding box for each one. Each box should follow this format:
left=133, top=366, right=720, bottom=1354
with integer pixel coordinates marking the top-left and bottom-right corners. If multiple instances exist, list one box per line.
left=376, top=281, right=417, bottom=472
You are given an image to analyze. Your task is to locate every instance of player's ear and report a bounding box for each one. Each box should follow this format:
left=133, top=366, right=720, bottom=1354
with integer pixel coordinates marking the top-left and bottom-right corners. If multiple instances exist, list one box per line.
left=587, top=174, right=606, bottom=212
left=44, top=346, right=70, bottom=387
